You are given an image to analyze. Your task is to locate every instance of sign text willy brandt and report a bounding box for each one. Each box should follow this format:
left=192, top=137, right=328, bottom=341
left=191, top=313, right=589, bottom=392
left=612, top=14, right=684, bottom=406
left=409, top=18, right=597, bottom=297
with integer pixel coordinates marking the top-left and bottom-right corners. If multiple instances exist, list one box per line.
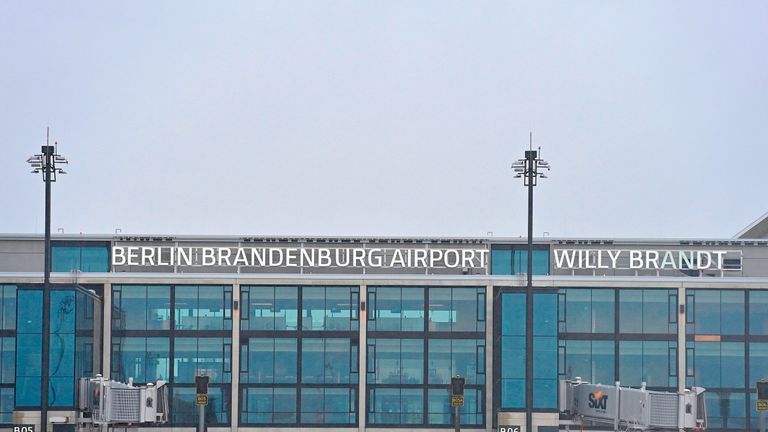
left=554, top=249, right=739, bottom=271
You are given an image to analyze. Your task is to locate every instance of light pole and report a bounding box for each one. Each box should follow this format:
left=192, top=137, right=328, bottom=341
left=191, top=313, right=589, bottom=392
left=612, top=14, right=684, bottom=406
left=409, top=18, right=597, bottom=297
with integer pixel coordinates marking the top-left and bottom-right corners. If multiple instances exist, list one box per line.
left=510, top=133, right=549, bottom=431
left=27, top=128, right=68, bottom=432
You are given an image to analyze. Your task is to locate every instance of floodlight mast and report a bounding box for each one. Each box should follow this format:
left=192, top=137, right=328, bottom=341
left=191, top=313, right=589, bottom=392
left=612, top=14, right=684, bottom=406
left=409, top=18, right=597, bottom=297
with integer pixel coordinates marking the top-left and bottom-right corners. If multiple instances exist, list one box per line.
left=26, top=127, right=67, bottom=432
left=510, top=132, right=549, bottom=431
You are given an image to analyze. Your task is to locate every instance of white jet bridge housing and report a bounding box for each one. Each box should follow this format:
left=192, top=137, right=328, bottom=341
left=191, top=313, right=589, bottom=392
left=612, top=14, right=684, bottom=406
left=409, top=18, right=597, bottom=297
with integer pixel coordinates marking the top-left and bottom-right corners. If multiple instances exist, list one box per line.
left=559, top=379, right=707, bottom=431
left=77, top=375, right=169, bottom=429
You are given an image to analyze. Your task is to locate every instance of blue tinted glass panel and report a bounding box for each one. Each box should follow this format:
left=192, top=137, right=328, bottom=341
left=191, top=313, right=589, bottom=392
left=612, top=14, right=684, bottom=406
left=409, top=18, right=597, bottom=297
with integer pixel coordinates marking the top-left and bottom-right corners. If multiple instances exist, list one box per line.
left=0, top=338, right=15, bottom=383
left=172, top=386, right=228, bottom=424
left=368, top=287, right=424, bottom=332
left=241, top=387, right=296, bottom=424
left=173, top=337, right=231, bottom=384
left=749, top=343, right=768, bottom=385
left=241, top=338, right=297, bottom=384
left=302, top=287, right=358, bottom=331
left=500, top=292, right=526, bottom=409
left=513, top=250, right=550, bottom=276
left=502, top=293, right=525, bottom=336
left=49, top=290, right=76, bottom=407
left=241, top=286, right=298, bottom=331
left=750, top=291, right=768, bottom=335
left=0, top=387, right=13, bottom=423
left=114, top=337, right=170, bottom=382
left=620, top=341, right=676, bottom=388
left=620, top=290, right=675, bottom=334
left=491, top=249, right=512, bottom=275
left=80, top=246, right=109, bottom=272
left=368, top=339, right=423, bottom=385
left=113, top=285, right=171, bottom=331
left=560, top=340, right=615, bottom=385
left=427, top=388, right=482, bottom=425
left=301, top=338, right=355, bottom=384
left=1, top=285, right=16, bottom=330
left=688, top=341, right=744, bottom=388
left=51, top=246, right=79, bottom=272
left=689, top=290, right=745, bottom=335
left=300, top=387, right=355, bottom=424
left=428, top=288, right=484, bottom=332
left=428, top=339, right=484, bottom=385
left=533, top=378, right=557, bottom=409
left=534, top=294, right=557, bottom=336
left=706, top=391, right=746, bottom=430
left=368, top=388, right=423, bottom=425
left=16, top=290, right=42, bottom=406
left=52, top=245, right=108, bottom=272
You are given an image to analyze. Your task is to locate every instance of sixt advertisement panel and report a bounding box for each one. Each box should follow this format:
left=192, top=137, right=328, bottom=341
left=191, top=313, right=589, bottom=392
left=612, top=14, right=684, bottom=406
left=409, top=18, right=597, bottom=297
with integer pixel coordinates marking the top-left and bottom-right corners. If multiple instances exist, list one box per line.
left=573, top=384, right=617, bottom=421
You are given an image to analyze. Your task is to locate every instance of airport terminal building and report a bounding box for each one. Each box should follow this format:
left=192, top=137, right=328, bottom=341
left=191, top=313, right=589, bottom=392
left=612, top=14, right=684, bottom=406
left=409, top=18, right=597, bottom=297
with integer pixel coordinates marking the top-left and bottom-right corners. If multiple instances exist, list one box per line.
left=1, top=213, right=768, bottom=432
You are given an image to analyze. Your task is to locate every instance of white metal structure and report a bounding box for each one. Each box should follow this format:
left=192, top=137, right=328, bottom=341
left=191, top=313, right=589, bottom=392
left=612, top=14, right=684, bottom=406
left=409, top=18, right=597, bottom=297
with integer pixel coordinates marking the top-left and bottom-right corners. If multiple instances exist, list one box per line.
left=559, top=378, right=707, bottom=431
left=76, top=375, right=168, bottom=430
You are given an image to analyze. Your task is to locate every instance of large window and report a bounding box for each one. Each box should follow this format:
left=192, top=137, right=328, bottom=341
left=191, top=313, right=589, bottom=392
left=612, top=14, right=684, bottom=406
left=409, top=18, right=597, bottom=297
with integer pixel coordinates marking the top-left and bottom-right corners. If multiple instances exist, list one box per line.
left=533, top=293, right=557, bottom=409
left=16, top=289, right=42, bottom=406
left=749, top=291, right=768, bottom=335
left=619, top=289, right=677, bottom=334
left=500, top=292, right=525, bottom=409
left=686, top=341, right=744, bottom=388
left=112, top=337, right=170, bottom=383
left=427, top=339, right=484, bottom=385
left=174, top=285, right=232, bottom=331
left=558, top=288, right=614, bottom=334
left=491, top=247, right=549, bottom=276
left=240, top=286, right=298, bottom=331
left=0, top=285, right=15, bottom=422
left=428, top=287, right=485, bottom=332
left=112, top=285, right=171, bottom=331
left=302, top=286, right=359, bottom=331
left=686, top=290, right=745, bottom=335
left=367, top=338, right=423, bottom=384
left=367, top=286, right=485, bottom=427
left=620, top=341, right=677, bottom=388
left=367, top=287, right=424, bottom=332
left=559, top=340, right=614, bottom=385
left=239, top=285, right=359, bottom=427
left=111, top=284, right=233, bottom=426
left=51, top=242, right=109, bottom=272
left=240, top=338, right=297, bottom=384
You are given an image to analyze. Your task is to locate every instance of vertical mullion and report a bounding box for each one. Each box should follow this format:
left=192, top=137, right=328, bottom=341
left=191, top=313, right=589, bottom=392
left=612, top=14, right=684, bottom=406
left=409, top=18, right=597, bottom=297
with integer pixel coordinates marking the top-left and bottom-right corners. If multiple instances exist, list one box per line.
left=240, top=289, right=250, bottom=322
left=367, top=289, right=376, bottom=322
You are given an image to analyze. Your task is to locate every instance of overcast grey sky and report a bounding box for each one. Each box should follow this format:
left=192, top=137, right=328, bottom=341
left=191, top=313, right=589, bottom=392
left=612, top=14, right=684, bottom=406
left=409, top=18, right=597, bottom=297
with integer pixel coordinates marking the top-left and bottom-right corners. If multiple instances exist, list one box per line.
left=2, top=1, right=766, bottom=238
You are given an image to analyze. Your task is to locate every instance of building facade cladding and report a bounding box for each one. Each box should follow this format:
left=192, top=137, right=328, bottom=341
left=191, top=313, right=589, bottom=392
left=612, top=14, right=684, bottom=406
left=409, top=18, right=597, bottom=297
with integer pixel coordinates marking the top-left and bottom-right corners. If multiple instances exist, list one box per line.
left=0, top=236, right=766, bottom=431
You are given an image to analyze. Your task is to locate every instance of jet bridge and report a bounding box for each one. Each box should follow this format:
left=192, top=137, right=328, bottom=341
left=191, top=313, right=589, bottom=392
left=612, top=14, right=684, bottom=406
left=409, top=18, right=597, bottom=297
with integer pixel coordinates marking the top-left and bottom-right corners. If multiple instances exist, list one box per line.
left=76, top=375, right=168, bottom=431
left=559, top=378, right=707, bottom=431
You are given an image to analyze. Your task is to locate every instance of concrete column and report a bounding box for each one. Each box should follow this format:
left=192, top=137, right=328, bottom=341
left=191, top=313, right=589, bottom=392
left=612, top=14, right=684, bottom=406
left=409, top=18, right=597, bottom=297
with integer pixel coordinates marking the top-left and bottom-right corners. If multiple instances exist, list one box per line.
left=231, top=282, right=241, bottom=432
left=102, top=283, right=111, bottom=378
left=358, top=283, right=367, bottom=432
left=485, top=283, right=494, bottom=431
left=678, top=284, right=686, bottom=393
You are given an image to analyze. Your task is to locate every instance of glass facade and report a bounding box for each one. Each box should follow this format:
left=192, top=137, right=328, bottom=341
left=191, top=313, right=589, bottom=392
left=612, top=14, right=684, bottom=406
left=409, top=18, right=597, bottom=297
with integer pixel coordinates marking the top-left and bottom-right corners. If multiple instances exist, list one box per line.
left=491, top=246, right=549, bottom=276
left=112, top=284, right=233, bottom=426
left=367, top=286, right=485, bottom=427
left=500, top=288, right=683, bottom=422
left=2, top=248, right=766, bottom=431
left=239, top=285, right=359, bottom=426
left=51, top=242, right=109, bottom=273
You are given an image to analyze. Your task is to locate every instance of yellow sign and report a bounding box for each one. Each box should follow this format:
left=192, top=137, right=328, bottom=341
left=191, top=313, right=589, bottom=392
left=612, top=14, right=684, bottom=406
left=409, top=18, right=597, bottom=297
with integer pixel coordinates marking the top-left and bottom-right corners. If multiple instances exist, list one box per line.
left=758, top=399, right=768, bottom=411
left=451, top=395, right=464, bottom=407
left=196, top=394, right=209, bottom=406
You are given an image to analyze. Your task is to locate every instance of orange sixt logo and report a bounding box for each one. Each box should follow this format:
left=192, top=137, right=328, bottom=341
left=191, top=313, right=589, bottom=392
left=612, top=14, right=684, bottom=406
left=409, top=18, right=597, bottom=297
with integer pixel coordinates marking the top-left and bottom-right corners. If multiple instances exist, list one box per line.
left=588, top=390, right=608, bottom=410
